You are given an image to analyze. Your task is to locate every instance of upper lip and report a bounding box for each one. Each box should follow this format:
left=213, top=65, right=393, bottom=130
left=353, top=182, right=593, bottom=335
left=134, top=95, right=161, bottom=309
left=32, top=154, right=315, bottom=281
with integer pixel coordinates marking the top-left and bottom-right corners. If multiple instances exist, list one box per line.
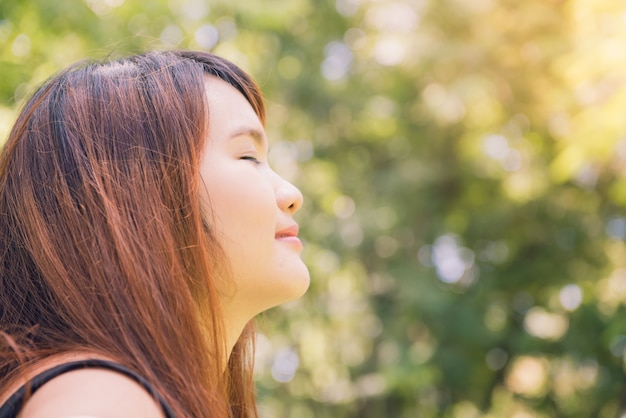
left=275, top=224, right=299, bottom=238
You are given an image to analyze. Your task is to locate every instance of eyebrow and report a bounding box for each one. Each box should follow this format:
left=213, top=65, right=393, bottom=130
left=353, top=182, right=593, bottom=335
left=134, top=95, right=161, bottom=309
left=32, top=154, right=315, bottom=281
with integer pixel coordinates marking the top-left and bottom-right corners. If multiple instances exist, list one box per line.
left=230, top=127, right=268, bottom=149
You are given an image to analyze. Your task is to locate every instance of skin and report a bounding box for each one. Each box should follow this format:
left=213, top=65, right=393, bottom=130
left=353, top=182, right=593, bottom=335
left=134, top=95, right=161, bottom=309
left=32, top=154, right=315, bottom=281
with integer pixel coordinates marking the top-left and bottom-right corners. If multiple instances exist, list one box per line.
left=11, top=77, right=309, bottom=417
left=17, top=367, right=165, bottom=418
left=200, top=76, right=310, bottom=356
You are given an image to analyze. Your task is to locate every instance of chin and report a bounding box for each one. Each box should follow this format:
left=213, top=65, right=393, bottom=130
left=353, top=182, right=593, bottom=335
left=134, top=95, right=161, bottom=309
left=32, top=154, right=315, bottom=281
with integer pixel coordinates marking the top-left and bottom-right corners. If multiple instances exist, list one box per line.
left=278, top=265, right=311, bottom=304
left=265, top=264, right=310, bottom=310
left=288, top=268, right=311, bottom=301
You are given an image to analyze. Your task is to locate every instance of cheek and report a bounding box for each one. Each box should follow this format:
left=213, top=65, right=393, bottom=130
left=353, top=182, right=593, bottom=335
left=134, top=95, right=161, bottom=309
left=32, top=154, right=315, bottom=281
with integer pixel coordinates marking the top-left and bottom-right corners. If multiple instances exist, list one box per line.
left=205, top=171, right=277, bottom=241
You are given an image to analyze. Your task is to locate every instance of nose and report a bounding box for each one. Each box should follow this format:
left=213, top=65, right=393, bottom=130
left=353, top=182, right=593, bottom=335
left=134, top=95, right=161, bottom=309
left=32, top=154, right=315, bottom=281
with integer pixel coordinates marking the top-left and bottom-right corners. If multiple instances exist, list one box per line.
left=276, top=176, right=304, bottom=214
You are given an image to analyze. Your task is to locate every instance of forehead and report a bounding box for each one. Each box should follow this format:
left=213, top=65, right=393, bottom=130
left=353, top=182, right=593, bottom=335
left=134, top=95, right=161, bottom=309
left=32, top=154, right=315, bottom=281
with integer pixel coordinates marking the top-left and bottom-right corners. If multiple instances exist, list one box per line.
left=203, top=76, right=266, bottom=142
left=204, top=76, right=257, bottom=117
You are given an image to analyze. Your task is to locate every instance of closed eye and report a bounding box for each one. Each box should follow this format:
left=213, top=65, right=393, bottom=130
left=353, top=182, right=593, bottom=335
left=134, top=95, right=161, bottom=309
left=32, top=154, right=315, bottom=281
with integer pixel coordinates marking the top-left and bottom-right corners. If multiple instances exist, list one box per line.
left=240, top=155, right=261, bottom=164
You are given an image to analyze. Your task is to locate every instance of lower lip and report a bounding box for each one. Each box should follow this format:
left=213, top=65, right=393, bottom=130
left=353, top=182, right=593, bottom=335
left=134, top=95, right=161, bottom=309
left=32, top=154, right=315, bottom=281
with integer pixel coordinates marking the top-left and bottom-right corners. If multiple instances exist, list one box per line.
left=276, top=236, right=303, bottom=250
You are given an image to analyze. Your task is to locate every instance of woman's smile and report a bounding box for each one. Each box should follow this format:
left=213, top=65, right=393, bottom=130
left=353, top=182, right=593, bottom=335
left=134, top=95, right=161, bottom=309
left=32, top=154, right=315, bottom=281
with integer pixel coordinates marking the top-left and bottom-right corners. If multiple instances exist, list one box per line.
left=200, top=76, right=310, bottom=320
left=275, top=224, right=303, bottom=250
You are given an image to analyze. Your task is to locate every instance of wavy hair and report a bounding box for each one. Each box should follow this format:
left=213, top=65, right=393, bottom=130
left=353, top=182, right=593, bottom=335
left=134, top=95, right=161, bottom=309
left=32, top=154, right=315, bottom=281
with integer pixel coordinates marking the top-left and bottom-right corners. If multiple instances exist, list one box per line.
left=0, top=50, right=265, bottom=417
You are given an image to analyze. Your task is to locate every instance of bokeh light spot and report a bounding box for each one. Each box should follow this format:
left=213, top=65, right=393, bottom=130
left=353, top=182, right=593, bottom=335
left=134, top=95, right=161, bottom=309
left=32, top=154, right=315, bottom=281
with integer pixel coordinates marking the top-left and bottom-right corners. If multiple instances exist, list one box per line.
left=559, top=284, right=583, bottom=311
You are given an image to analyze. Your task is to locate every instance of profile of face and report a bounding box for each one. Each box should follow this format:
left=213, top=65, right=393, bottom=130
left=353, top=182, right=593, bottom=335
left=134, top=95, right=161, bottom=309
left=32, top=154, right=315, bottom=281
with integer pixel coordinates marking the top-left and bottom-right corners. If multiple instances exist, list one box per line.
left=199, top=76, right=310, bottom=321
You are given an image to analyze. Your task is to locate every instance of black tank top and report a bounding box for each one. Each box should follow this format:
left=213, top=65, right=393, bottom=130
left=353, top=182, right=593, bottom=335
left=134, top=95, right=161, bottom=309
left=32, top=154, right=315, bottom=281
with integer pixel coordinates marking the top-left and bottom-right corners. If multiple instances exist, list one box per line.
left=0, top=359, right=176, bottom=417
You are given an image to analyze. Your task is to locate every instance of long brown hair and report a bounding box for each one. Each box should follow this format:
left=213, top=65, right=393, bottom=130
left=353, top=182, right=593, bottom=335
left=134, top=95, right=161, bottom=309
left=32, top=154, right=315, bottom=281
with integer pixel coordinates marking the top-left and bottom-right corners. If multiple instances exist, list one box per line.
left=0, top=50, right=265, bottom=417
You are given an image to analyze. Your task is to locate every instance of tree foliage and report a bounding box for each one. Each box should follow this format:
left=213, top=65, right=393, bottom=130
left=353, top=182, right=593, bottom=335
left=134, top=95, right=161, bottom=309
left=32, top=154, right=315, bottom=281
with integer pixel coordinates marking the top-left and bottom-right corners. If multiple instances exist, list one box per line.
left=2, top=0, right=626, bottom=416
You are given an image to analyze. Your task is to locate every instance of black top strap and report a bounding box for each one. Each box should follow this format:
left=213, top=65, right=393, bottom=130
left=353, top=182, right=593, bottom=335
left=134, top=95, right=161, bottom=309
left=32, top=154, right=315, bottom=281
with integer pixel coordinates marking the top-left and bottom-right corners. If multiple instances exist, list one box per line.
left=0, top=359, right=176, bottom=418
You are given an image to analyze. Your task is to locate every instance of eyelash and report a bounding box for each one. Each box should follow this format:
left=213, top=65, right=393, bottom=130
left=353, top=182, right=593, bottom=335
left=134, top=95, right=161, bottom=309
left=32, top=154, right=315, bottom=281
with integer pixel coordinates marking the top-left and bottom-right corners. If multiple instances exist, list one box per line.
left=240, top=155, right=261, bottom=164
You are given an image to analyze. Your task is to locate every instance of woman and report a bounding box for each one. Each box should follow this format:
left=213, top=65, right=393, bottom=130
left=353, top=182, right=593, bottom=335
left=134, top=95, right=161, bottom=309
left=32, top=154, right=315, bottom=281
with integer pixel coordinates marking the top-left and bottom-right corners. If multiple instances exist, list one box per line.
left=0, top=50, right=310, bottom=417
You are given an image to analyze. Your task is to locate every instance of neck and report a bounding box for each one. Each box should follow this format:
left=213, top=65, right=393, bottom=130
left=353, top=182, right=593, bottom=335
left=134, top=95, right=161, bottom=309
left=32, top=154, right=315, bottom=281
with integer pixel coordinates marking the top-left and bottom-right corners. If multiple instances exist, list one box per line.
left=222, top=308, right=253, bottom=369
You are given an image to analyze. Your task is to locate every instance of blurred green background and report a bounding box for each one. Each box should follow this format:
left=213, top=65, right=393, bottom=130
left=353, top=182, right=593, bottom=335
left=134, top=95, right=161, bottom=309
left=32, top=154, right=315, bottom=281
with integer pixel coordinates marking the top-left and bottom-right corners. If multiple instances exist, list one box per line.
left=2, top=0, right=626, bottom=416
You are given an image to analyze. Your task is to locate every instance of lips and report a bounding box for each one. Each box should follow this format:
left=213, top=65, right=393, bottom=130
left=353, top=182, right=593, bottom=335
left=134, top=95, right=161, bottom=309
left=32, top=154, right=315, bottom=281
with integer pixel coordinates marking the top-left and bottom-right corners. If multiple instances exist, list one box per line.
left=275, top=224, right=299, bottom=239
left=275, top=225, right=302, bottom=250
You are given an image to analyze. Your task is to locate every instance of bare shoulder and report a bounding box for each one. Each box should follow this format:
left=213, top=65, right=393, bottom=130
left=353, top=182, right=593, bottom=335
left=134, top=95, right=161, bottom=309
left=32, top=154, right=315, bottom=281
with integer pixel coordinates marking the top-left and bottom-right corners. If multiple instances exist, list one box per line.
left=18, top=367, right=166, bottom=418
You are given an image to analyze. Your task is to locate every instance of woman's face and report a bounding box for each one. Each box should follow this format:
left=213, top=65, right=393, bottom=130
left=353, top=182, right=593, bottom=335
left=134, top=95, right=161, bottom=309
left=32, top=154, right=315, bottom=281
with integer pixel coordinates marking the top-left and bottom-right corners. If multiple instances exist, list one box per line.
left=200, top=76, right=310, bottom=321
